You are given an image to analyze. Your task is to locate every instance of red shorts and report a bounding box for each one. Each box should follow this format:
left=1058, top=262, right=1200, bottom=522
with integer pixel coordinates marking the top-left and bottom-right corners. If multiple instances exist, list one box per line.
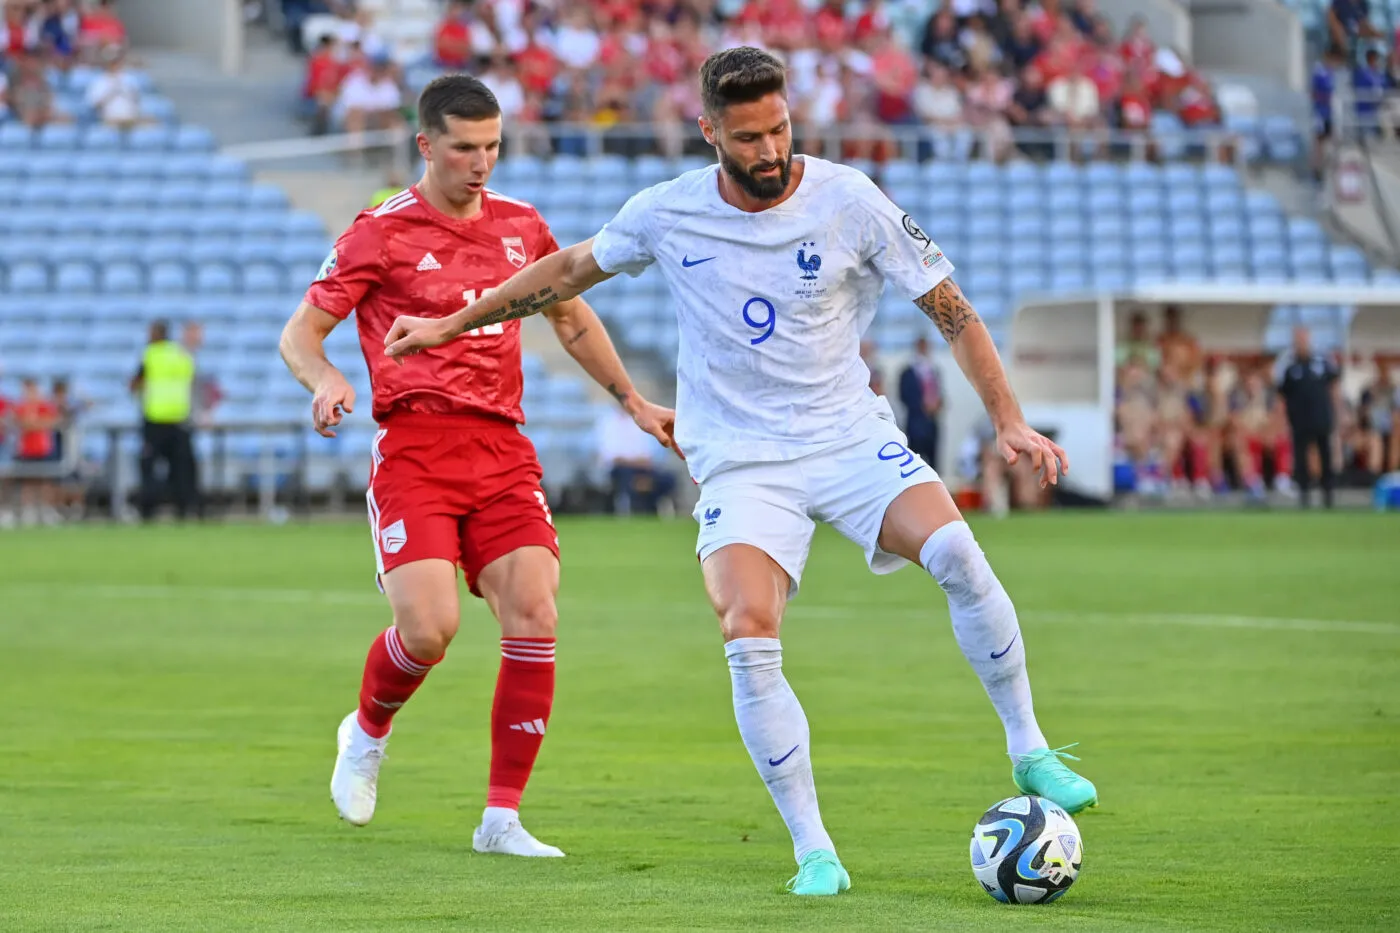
left=366, top=412, right=559, bottom=597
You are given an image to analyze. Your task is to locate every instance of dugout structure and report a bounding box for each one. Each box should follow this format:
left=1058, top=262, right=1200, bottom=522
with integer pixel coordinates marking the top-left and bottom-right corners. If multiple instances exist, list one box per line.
left=948, top=286, right=1400, bottom=501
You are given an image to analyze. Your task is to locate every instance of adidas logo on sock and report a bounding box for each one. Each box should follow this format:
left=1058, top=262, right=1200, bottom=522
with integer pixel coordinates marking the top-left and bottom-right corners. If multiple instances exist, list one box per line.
left=416, top=252, right=441, bottom=272
left=508, top=718, right=547, bottom=735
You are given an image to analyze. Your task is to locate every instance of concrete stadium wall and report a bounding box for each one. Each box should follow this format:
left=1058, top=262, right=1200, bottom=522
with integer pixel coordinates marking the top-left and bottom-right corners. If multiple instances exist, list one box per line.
left=1190, top=0, right=1306, bottom=94
left=118, top=0, right=243, bottom=75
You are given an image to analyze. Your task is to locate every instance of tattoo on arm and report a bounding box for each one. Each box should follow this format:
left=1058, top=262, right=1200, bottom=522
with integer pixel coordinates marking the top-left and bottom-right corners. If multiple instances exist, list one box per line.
left=606, top=382, right=631, bottom=407
left=455, top=286, right=558, bottom=335
left=914, top=279, right=981, bottom=344
left=565, top=326, right=589, bottom=347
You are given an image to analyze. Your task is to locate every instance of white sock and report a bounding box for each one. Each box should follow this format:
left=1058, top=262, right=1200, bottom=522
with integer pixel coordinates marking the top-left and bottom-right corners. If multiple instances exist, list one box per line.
left=920, top=521, right=1048, bottom=758
left=725, top=637, right=835, bottom=862
left=480, top=806, right=518, bottom=834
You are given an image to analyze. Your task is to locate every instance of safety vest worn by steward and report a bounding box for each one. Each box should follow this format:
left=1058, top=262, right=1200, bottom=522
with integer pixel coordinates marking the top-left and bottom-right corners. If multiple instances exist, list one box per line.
left=142, top=341, right=195, bottom=424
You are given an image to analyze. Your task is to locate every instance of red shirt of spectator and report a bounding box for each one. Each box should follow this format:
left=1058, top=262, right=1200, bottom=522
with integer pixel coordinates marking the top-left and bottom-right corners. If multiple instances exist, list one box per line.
left=814, top=1, right=849, bottom=46
left=16, top=396, right=57, bottom=460
left=1119, top=23, right=1155, bottom=69
left=304, top=43, right=344, bottom=99
left=1176, top=77, right=1220, bottom=126
left=872, top=36, right=918, bottom=123
left=3, top=6, right=29, bottom=55
left=1118, top=74, right=1153, bottom=130
left=515, top=40, right=557, bottom=97
left=1087, top=49, right=1124, bottom=102
left=80, top=2, right=126, bottom=49
left=435, top=13, right=472, bottom=68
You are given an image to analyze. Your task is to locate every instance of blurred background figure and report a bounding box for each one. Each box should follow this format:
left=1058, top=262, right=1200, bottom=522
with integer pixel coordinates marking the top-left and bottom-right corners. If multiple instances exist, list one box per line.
left=899, top=335, right=942, bottom=474
left=594, top=404, right=677, bottom=517
left=1276, top=326, right=1340, bottom=509
left=130, top=320, right=199, bottom=522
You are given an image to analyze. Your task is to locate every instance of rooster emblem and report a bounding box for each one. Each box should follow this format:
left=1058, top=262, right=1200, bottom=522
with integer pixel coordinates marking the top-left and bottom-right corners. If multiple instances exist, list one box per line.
left=797, top=242, right=822, bottom=280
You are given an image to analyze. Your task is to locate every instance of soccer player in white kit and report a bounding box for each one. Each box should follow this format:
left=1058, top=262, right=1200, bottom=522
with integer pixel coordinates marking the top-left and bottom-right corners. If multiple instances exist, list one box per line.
left=383, top=47, right=1098, bottom=896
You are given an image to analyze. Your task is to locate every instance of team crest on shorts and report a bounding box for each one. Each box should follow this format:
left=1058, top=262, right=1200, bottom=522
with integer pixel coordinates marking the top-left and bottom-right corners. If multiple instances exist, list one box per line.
left=380, top=519, right=407, bottom=554
left=502, top=236, right=527, bottom=268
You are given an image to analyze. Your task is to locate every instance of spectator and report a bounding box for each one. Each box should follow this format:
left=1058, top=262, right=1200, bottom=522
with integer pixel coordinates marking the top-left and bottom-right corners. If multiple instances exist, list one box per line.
left=912, top=60, right=964, bottom=128
left=593, top=405, right=677, bottom=517
left=337, top=50, right=404, bottom=138
left=86, top=45, right=147, bottom=129
left=553, top=6, right=600, bottom=73
left=1116, top=311, right=1162, bottom=371
left=434, top=0, right=474, bottom=69
left=1328, top=0, right=1381, bottom=57
left=1354, top=46, right=1392, bottom=132
left=920, top=7, right=965, bottom=73
left=48, top=376, right=88, bottom=520
left=898, top=335, right=943, bottom=473
left=1117, top=67, right=1153, bottom=134
left=1276, top=327, right=1340, bottom=508
left=14, top=376, right=59, bottom=526
left=1157, top=305, right=1203, bottom=385
left=1002, top=13, right=1041, bottom=71
left=1119, top=15, right=1155, bottom=71
left=1047, top=54, right=1102, bottom=136
left=302, top=33, right=343, bottom=135
left=1, top=1, right=33, bottom=58
left=77, top=0, right=126, bottom=61
left=11, top=50, right=67, bottom=127
left=36, top=0, right=80, bottom=65
left=1358, top=359, right=1399, bottom=474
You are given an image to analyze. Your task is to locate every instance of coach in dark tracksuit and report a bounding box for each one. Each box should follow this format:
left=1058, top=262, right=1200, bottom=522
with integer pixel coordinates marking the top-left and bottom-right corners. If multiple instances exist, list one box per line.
left=1276, top=326, right=1340, bottom=509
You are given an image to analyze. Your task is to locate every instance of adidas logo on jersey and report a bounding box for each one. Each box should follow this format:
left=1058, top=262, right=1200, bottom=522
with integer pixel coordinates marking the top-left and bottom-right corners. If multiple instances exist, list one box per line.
left=416, top=252, right=441, bottom=272
left=508, top=718, right=547, bottom=735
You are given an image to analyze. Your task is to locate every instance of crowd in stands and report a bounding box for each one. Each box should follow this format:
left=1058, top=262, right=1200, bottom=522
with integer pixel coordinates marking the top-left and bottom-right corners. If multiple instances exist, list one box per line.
left=1113, top=308, right=1400, bottom=502
left=0, top=0, right=154, bottom=129
left=292, top=0, right=1231, bottom=159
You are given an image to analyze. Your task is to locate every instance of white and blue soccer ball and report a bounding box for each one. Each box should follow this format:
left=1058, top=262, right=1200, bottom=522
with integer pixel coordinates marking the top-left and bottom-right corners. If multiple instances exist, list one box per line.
left=970, top=795, right=1083, bottom=904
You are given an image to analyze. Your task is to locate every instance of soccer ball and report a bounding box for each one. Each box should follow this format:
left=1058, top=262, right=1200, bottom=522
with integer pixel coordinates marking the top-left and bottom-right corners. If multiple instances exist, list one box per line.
left=970, top=795, right=1082, bottom=904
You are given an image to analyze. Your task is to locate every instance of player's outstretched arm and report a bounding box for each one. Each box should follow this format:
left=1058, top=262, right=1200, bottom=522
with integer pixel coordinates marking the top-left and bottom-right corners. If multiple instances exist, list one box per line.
left=383, top=240, right=613, bottom=359
left=545, top=296, right=682, bottom=457
left=280, top=301, right=355, bottom=438
left=914, top=278, right=1067, bottom=486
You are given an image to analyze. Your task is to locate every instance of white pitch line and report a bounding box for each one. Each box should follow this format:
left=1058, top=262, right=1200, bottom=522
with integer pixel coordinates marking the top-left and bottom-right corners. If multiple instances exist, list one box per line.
left=1, top=584, right=1396, bottom=636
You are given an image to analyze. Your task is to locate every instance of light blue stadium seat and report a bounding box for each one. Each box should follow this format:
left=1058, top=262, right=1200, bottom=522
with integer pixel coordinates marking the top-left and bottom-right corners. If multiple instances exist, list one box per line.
left=37, top=122, right=80, bottom=149
left=139, top=94, right=177, bottom=123
left=194, top=211, right=244, bottom=240
left=53, top=261, right=97, bottom=293
left=156, top=182, right=205, bottom=211
left=1202, top=163, right=1241, bottom=190
left=1169, top=216, right=1205, bottom=242
left=1045, top=186, right=1081, bottom=216
left=239, top=212, right=284, bottom=239
left=1165, top=188, right=1203, bottom=216
left=127, top=124, right=174, bottom=151
left=1329, top=245, right=1369, bottom=277
left=280, top=212, right=326, bottom=239
left=149, top=262, right=192, bottom=293
left=51, top=237, right=99, bottom=263
left=1089, top=214, right=1125, bottom=241
left=1287, top=217, right=1326, bottom=246
left=22, top=179, right=68, bottom=206
left=202, top=182, right=247, bottom=209
left=244, top=184, right=288, bottom=211
left=78, top=123, right=122, bottom=150
left=173, top=125, right=217, bottom=152
left=9, top=211, right=62, bottom=235
left=0, top=122, right=34, bottom=148
left=242, top=262, right=285, bottom=294
left=1247, top=216, right=1284, bottom=244
left=1007, top=215, right=1044, bottom=242
left=101, top=262, right=146, bottom=294
left=151, top=212, right=200, bottom=237
left=1251, top=243, right=1288, bottom=275
left=111, top=153, right=161, bottom=180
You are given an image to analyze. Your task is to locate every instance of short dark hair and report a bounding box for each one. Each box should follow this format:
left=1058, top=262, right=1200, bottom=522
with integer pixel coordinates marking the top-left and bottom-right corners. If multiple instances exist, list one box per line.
left=418, top=74, right=501, bottom=135
left=700, top=46, right=787, bottom=119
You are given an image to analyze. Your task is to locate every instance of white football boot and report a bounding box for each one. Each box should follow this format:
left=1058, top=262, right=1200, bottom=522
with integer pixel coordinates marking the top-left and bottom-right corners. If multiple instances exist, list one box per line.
left=330, top=712, right=387, bottom=826
left=472, top=812, right=565, bottom=857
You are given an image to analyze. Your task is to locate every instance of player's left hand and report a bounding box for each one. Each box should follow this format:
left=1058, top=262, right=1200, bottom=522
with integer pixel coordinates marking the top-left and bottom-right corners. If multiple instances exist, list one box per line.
left=629, top=397, right=684, bottom=460
left=383, top=315, right=454, bottom=361
left=997, top=422, right=1068, bottom=488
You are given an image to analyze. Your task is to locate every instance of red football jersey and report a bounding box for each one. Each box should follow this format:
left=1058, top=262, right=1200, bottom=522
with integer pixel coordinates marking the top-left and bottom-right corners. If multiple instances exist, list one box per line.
left=304, top=186, right=559, bottom=423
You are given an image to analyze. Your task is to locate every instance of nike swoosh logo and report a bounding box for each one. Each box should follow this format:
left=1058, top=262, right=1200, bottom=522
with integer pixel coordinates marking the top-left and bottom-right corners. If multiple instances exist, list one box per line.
left=990, top=632, right=1019, bottom=659
left=681, top=255, right=716, bottom=267
left=768, top=745, right=799, bottom=767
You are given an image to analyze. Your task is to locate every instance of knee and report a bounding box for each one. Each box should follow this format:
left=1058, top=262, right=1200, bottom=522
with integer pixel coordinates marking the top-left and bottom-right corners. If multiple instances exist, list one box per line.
left=393, top=606, right=459, bottom=661
left=924, top=522, right=1001, bottom=602
left=500, top=593, right=558, bottom=639
left=719, top=601, right=782, bottom=641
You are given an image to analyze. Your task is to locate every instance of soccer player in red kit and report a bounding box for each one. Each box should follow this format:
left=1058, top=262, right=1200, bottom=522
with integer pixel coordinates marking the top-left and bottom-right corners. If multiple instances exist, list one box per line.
left=279, top=75, right=677, bottom=856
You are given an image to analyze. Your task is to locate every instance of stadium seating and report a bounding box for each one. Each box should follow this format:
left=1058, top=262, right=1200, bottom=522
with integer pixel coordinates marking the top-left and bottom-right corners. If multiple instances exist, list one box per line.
left=0, top=54, right=1381, bottom=497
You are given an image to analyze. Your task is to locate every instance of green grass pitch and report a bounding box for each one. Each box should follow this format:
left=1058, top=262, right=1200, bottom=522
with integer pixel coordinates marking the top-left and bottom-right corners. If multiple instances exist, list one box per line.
left=1, top=512, right=1397, bottom=931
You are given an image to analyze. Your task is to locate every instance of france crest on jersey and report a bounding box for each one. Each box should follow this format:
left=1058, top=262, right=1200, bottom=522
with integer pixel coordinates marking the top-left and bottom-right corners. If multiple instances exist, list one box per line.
left=592, top=156, right=954, bottom=483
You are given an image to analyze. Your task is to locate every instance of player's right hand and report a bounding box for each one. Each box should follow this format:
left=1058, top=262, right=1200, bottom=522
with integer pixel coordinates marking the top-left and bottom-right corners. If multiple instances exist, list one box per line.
left=383, top=315, right=453, bottom=361
left=312, top=373, right=355, bottom=438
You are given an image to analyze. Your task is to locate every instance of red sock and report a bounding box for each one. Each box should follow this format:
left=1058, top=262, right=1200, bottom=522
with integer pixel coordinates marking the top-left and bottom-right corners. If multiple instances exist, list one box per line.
left=1274, top=438, right=1294, bottom=478
left=487, top=637, right=556, bottom=810
left=356, top=626, right=440, bottom=739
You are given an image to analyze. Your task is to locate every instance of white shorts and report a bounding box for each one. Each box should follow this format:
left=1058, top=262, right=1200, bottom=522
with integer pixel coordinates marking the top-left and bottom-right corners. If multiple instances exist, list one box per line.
left=693, top=412, right=941, bottom=596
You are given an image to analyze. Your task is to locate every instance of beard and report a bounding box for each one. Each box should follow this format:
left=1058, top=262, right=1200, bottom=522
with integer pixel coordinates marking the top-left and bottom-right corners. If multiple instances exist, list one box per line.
left=718, top=143, right=792, bottom=200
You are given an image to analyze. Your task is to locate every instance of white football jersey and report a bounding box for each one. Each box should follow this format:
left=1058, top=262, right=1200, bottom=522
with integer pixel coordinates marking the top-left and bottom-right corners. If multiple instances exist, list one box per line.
left=591, top=156, right=954, bottom=483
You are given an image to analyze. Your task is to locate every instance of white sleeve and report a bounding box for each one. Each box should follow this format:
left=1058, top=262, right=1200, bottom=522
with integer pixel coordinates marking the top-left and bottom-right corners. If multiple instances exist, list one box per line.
left=853, top=175, right=955, bottom=300
left=591, top=186, right=658, bottom=278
